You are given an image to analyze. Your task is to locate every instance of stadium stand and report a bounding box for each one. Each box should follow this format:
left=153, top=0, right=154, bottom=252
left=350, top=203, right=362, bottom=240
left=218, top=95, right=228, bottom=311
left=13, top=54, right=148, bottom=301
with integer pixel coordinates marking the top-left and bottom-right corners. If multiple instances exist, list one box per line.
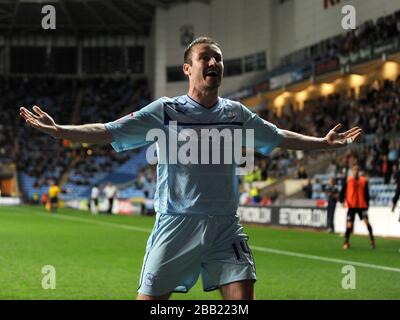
left=1, top=8, right=399, bottom=212
left=229, top=10, right=400, bottom=101
left=0, top=76, right=151, bottom=203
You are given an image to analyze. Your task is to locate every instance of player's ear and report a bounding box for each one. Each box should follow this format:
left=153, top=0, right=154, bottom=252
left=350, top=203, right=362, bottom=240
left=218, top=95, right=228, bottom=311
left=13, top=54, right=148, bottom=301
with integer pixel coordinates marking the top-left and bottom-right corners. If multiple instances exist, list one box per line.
left=183, top=63, right=191, bottom=76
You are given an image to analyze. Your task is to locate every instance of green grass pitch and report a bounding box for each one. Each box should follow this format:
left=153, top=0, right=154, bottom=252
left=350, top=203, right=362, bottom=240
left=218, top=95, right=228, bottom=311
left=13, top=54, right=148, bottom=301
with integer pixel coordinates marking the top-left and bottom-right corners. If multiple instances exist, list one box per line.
left=0, top=205, right=399, bottom=300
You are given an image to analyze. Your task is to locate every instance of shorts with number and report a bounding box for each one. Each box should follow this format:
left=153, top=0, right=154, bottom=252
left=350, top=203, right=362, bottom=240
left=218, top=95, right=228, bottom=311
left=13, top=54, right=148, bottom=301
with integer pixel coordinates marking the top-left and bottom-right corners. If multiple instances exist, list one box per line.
left=347, top=208, right=368, bottom=222
left=137, top=213, right=256, bottom=296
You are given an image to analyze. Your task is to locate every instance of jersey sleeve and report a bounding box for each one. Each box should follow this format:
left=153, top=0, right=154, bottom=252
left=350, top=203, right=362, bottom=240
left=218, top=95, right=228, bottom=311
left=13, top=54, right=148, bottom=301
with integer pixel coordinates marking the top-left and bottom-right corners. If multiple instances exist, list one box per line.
left=241, top=104, right=284, bottom=155
left=104, top=99, right=164, bottom=152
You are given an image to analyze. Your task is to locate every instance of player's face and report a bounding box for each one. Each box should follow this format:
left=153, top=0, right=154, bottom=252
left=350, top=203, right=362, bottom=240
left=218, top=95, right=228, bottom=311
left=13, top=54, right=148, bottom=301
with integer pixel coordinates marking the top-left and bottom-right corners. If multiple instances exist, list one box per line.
left=185, top=43, right=224, bottom=90
left=352, top=165, right=360, bottom=177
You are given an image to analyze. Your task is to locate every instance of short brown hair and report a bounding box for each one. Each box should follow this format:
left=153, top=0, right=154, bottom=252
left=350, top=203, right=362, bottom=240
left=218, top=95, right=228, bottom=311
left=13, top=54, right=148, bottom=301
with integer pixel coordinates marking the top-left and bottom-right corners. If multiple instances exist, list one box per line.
left=184, top=36, right=221, bottom=65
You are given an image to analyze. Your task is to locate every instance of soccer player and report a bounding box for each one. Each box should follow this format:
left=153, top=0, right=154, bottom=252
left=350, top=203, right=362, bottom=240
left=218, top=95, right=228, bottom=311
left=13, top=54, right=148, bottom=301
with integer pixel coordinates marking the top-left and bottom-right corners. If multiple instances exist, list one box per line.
left=340, top=164, right=375, bottom=250
left=48, top=180, right=61, bottom=213
left=324, top=177, right=339, bottom=233
left=103, top=182, right=117, bottom=214
left=391, top=164, right=400, bottom=222
left=90, top=184, right=100, bottom=214
left=19, top=37, right=361, bottom=300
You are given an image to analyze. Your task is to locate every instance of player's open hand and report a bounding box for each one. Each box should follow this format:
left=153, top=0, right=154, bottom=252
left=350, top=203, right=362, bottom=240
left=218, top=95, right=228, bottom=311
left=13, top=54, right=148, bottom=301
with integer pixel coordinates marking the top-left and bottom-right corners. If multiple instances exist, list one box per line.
left=325, top=124, right=362, bottom=147
left=19, top=105, right=59, bottom=138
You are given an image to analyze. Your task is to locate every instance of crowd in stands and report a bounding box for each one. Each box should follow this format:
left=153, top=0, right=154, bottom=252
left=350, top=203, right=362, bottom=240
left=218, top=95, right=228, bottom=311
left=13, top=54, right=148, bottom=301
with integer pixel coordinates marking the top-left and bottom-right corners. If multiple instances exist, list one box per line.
left=133, top=165, right=157, bottom=199
left=79, top=77, right=150, bottom=124
left=260, top=78, right=400, bottom=141
left=1, top=77, right=77, bottom=186
left=0, top=76, right=150, bottom=197
left=3, top=74, right=399, bottom=206
left=241, top=76, right=400, bottom=204
left=280, top=11, right=400, bottom=69
left=232, top=11, right=400, bottom=104
left=301, top=136, right=400, bottom=202
left=2, top=74, right=400, bottom=207
left=317, top=13, right=400, bottom=61
left=65, top=147, right=132, bottom=186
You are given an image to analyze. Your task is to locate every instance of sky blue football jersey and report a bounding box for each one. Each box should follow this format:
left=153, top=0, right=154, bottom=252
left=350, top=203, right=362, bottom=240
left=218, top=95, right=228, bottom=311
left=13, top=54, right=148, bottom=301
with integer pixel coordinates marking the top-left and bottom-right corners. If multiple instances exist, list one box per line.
left=105, top=95, right=283, bottom=216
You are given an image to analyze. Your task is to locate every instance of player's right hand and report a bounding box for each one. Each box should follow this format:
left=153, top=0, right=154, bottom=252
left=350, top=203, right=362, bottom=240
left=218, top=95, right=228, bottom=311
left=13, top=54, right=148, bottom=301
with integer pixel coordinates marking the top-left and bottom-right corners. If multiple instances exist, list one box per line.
left=19, top=105, right=59, bottom=138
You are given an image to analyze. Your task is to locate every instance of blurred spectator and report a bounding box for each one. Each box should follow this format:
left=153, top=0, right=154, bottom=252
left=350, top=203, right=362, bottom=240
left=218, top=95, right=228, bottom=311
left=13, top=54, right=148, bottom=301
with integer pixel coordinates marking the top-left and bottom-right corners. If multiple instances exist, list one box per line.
left=40, top=193, right=48, bottom=206
left=269, top=188, right=279, bottom=203
left=297, top=165, right=308, bottom=179
left=0, top=76, right=148, bottom=200
left=250, top=185, right=261, bottom=204
left=324, top=177, right=339, bottom=233
left=32, top=192, right=39, bottom=204
left=391, top=164, right=400, bottom=216
left=303, top=179, right=313, bottom=199
left=104, top=182, right=117, bottom=214
left=259, top=196, right=272, bottom=206
left=90, top=184, right=100, bottom=214
left=380, top=155, right=391, bottom=184
left=312, top=178, right=323, bottom=199
left=326, top=160, right=338, bottom=177
left=390, top=164, right=400, bottom=185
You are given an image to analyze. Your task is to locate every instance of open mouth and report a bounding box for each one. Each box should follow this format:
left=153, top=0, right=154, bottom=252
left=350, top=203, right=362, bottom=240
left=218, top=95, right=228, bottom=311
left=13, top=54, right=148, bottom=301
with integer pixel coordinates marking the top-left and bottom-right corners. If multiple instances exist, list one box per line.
left=205, top=70, right=218, bottom=77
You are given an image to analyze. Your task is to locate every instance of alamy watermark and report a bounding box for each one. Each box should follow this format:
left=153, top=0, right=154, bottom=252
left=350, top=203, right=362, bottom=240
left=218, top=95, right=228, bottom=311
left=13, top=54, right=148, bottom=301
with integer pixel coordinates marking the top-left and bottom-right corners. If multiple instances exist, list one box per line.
left=341, top=265, right=356, bottom=290
left=341, top=5, right=356, bottom=30
left=41, top=265, right=56, bottom=290
left=145, top=121, right=255, bottom=175
left=41, top=5, right=56, bottom=30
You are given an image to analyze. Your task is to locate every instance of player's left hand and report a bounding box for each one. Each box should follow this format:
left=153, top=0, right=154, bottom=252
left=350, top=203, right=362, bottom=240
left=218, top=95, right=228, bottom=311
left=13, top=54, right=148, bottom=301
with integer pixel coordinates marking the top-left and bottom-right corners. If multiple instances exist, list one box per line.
left=325, top=124, right=362, bottom=147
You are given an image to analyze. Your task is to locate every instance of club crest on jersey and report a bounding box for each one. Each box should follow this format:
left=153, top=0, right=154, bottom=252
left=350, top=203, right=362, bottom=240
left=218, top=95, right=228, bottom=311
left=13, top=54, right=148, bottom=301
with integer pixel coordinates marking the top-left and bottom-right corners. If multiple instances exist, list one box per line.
left=223, top=105, right=235, bottom=118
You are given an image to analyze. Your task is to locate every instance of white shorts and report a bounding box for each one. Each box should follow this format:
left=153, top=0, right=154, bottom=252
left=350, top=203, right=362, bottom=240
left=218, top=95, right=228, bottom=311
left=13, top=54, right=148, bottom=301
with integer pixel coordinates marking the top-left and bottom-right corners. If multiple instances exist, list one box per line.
left=137, top=213, right=256, bottom=296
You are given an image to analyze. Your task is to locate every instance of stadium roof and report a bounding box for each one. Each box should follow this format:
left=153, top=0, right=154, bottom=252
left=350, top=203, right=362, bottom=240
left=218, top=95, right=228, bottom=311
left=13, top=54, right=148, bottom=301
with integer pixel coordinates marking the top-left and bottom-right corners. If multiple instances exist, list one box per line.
left=0, top=0, right=211, bottom=37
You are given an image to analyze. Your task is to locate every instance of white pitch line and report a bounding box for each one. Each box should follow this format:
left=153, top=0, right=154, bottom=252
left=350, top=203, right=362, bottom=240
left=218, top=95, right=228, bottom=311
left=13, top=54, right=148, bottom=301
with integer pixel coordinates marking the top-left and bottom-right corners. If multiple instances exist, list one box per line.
left=40, top=213, right=400, bottom=273
left=250, top=246, right=400, bottom=273
left=43, top=213, right=153, bottom=234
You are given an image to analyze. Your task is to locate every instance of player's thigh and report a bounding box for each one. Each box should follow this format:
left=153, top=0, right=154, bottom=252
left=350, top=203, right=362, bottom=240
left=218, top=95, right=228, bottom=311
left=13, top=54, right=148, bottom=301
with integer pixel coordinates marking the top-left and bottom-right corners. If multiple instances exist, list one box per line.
left=346, top=209, right=356, bottom=226
left=219, top=279, right=255, bottom=300
left=201, top=218, right=257, bottom=293
left=354, top=208, right=364, bottom=220
left=138, top=214, right=205, bottom=296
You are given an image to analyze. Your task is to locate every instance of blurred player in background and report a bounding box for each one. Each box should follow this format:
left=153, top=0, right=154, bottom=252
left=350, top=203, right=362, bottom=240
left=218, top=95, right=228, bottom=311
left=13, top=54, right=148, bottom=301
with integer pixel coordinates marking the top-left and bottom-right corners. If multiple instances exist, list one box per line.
left=391, top=164, right=400, bottom=253
left=20, top=37, right=362, bottom=300
left=103, top=182, right=117, bottom=214
left=391, top=164, right=400, bottom=222
left=90, top=184, right=100, bottom=214
left=48, top=180, right=61, bottom=213
left=324, top=177, right=339, bottom=233
left=340, top=164, right=375, bottom=250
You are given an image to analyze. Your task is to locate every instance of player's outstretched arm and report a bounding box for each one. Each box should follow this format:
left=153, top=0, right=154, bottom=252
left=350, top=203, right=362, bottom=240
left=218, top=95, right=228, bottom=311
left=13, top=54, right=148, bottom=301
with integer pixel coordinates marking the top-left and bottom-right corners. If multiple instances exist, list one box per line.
left=279, top=124, right=362, bottom=151
left=19, top=105, right=112, bottom=144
